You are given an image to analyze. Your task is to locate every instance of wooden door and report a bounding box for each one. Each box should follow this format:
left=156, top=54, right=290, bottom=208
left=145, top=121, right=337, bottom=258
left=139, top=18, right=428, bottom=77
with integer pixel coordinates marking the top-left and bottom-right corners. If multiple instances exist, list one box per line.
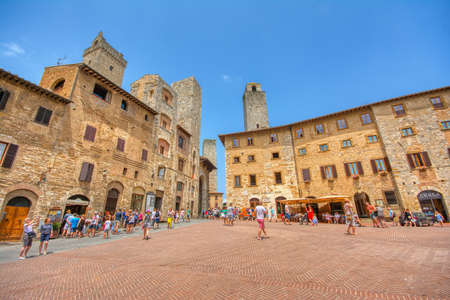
left=0, top=206, right=30, bottom=240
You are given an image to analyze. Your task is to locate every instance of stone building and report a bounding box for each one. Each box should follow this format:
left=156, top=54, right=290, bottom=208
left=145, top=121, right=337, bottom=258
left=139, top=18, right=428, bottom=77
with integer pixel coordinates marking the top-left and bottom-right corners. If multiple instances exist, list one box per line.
left=219, top=83, right=449, bottom=220
left=0, top=33, right=212, bottom=240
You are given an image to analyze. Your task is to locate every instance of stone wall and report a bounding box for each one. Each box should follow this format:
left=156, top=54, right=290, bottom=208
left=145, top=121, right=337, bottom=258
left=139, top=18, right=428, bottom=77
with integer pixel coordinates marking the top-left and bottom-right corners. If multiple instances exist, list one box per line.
left=243, top=83, right=269, bottom=131
left=202, top=139, right=217, bottom=193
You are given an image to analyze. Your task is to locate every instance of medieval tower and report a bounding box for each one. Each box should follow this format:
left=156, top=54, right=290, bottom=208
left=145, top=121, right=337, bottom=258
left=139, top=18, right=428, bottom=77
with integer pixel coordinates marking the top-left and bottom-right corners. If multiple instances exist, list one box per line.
left=243, top=83, right=269, bottom=131
left=202, top=139, right=217, bottom=193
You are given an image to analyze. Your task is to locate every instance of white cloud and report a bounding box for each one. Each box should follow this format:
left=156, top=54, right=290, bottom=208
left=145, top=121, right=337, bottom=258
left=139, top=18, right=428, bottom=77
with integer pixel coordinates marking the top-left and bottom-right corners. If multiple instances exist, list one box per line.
left=222, top=74, right=231, bottom=82
left=2, top=42, right=25, bottom=57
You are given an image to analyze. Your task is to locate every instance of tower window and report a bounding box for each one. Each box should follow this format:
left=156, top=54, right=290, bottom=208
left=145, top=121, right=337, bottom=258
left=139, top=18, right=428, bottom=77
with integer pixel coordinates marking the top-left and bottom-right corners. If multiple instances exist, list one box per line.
left=109, top=65, right=114, bottom=71
left=93, top=84, right=108, bottom=101
left=252, top=86, right=257, bottom=92
left=53, top=79, right=65, bottom=92
left=121, top=100, right=128, bottom=111
left=144, top=114, right=148, bottom=121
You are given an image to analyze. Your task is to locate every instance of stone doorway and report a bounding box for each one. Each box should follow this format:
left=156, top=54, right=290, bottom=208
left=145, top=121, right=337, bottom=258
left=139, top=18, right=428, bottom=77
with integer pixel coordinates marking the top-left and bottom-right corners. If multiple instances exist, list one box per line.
left=418, top=190, right=448, bottom=221
left=0, top=197, right=31, bottom=240
left=354, top=192, right=370, bottom=217
left=105, top=189, right=119, bottom=215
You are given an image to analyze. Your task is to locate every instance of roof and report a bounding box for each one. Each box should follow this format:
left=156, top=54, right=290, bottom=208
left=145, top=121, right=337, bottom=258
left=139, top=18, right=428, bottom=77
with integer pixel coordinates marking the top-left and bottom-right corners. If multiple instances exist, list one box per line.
left=218, top=85, right=450, bottom=144
left=200, top=156, right=216, bottom=171
left=79, top=64, right=158, bottom=115
left=0, top=68, right=72, bottom=104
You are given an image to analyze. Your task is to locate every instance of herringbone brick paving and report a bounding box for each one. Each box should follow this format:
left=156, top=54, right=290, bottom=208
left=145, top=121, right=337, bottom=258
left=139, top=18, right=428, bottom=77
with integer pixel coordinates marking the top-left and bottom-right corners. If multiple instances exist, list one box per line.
left=0, top=221, right=449, bottom=299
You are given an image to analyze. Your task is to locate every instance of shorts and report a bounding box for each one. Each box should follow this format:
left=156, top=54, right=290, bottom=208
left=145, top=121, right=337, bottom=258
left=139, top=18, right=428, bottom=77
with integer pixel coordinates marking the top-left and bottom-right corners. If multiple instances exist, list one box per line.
left=143, top=222, right=150, bottom=229
left=285, top=213, right=290, bottom=220
left=168, top=217, right=173, bottom=224
left=104, top=227, right=110, bottom=232
left=228, top=215, right=233, bottom=220
left=40, top=233, right=50, bottom=242
left=89, top=224, right=96, bottom=229
left=257, top=219, right=265, bottom=229
left=155, top=218, right=160, bottom=223
left=64, top=223, right=69, bottom=230
left=370, top=212, right=376, bottom=219
left=345, top=217, right=354, bottom=226
left=71, top=227, right=77, bottom=233
left=23, top=234, right=33, bottom=247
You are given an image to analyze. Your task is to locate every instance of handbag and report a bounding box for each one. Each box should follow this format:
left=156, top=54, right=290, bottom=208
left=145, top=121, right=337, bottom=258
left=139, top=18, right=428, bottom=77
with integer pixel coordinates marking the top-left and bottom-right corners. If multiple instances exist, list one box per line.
left=28, top=231, right=36, bottom=238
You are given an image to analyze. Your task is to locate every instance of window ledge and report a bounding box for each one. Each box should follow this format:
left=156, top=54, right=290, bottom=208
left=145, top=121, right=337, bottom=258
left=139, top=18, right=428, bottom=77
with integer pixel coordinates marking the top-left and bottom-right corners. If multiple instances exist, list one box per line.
left=441, top=128, right=450, bottom=131
left=394, top=114, right=407, bottom=118
left=352, top=175, right=360, bottom=179
left=319, top=150, right=329, bottom=153
left=401, top=134, right=416, bottom=138
left=247, top=160, right=256, bottom=163
left=232, top=162, right=240, bottom=164
left=234, top=186, right=242, bottom=188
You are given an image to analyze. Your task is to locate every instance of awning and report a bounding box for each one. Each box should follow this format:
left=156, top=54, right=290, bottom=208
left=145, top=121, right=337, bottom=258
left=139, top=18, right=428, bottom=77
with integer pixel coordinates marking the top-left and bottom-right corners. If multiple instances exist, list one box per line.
left=278, top=195, right=350, bottom=205
left=66, top=198, right=90, bottom=206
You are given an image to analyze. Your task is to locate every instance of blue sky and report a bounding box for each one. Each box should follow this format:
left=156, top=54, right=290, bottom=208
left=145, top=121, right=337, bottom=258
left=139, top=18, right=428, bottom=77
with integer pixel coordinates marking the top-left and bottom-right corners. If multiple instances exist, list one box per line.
left=1, top=1, right=449, bottom=198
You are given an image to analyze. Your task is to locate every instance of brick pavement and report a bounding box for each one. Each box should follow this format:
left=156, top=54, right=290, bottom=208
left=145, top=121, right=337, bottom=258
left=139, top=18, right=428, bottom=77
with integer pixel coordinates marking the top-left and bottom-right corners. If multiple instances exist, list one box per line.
left=0, top=221, right=449, bottom=300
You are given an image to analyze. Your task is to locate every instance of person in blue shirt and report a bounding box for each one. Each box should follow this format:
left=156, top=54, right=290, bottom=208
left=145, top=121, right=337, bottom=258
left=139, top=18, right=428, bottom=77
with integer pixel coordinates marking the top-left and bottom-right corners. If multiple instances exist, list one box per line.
left=70, top=214, right=80, bottom=238
left=113, top=209, right=122, bottom=234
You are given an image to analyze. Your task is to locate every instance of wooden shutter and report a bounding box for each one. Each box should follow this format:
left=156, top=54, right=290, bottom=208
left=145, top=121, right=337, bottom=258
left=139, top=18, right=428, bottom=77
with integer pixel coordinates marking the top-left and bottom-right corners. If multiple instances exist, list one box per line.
left=1, top=144, right=18, bottom=168
left=84, top=126, right=96, bottom=142
left=106, top=91, right=112, bottom=103
left=370, top=159, right=378, bottom=174
left=0, top=90, right=10, bottom=110
left=384, top=158, right=392, bottom=172
left=331, top=165, right=337, bottom=178
left=79, top=162, right=89, bottom=181
left=43, top=109, right=52, bottom=125
left=34, top=107, right=46, bottom=123
left=344, top=163, right=351, bottom=176
left=86, top=163, right=94, bottom=182
left=421, top=152, right=431, bottom=167
left=117, top=138, right=125, bottom=151
left=357, top=161, right=364, bottom=175
left=302, top=169, right=311, bottom=182
left=320, top=166, right=326, bottom=179
left=142, top=149, right=148, bottom=161
left=406, top=154, right=415, bottom=169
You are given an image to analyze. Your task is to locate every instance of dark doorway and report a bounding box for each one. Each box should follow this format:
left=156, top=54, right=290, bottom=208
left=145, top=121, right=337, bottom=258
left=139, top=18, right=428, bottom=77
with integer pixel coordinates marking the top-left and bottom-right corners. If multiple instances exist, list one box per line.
left=105, top=189, right=119, bottom=214
left=354, top=192, right=370, bottom=217
left=198, top=177, right=204, bottom=215
left=418, top=190, right=448, bottom=221
left=249, top=198, right=259, bottom=208
left=155, top=197, right=162, bottom=211
left=176, top=196, right=181, bottom=211
left=65, top=195, right=89, bottom=216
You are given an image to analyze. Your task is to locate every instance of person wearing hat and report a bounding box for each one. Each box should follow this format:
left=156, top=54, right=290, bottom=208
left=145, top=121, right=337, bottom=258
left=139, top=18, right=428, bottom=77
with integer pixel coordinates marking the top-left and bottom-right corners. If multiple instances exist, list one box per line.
left=143, top=210, right=151, bottom=240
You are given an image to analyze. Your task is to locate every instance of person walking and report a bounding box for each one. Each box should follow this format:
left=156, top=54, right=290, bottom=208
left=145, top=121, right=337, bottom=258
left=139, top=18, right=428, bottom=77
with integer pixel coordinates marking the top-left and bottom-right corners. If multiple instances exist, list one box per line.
left=366, top=202, right=379, bottom=227
left=167, top=208, right=174, bottom=230
left=388, top=208, right=397, bottom=226
left=143, top=210, right=151, bottom=240
left=227, top=203, right=234, bottom=226
left=89, top=212, right=99, bottom=238
left=307, top=205, right=314, bottom=224
left=103, top=216, right=111, bottom=239
left=255, top=201, right=268, bottom=240
left=284, top=205, right=291, bottom=225
left=77, top=215, right=86, bottom=238
left=39, top=218, right=52, bottom=256
left=127, top=210, right=135, bottom=233
left=344, top=200, right=356, bottom=235
left=113, top=209, right=121, bottom=234
left=18, top=216, right=39, bottom=259
left=269, top=206, right=275, bottom=222
left=434, top=211, right=444, bottom=227
left=155, top=209, right=161, bottom=229
left=376, top=205, right=386, bottom=228
left=61, top=210, right=72, bottom=238
left=186, top=208, right=191, bottom=222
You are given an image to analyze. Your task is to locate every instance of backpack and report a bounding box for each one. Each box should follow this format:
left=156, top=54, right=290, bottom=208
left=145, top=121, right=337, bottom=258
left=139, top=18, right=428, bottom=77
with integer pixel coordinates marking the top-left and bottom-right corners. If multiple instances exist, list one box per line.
left=155, top=211, right=160, bottom=217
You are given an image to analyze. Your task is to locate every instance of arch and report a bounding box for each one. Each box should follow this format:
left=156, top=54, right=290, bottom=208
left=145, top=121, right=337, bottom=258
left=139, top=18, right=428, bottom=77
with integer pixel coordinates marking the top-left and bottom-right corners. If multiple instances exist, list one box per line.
left=162, top=88, right=173, bottom=106
left=249, top=198, right=259, bottom=208
left=105, top=188, right=120, bottom=214
left=7, top=197, right=31, bottom=207
left=106, top=181, right=124, bottom=193
left=131, top=187, right=145, bottom=212
left=417, top=190, right=448, bottom=221
left=158, top=138, right=170, bottom=157
left=354, top=192, right=370, bottom=217
left=0, top=196, right=32, bottom=240
left=52, top=78, right=65, bottom=92
left=275, top=196, right=286, bottom=215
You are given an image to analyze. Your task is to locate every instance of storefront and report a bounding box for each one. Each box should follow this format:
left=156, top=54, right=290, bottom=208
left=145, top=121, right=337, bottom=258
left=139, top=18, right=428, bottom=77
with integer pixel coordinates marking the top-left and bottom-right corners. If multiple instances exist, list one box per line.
left=418, top=190, right=448, bottom=221
left=65, top=195, right=89, bottom=216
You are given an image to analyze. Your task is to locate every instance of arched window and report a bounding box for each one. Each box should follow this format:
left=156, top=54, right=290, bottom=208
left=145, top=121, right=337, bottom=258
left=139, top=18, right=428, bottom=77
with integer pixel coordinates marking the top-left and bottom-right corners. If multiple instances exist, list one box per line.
left=52, top=79, right=65, bottom=92
left=158, top=138, right=170, bottom=157
left=252, top=86, right=257, bottom=92
left=160, top=113, right=171, bottom=130
left=121, top=100, right=128, bottom=111
left=162, top=88, right=173, bottom=106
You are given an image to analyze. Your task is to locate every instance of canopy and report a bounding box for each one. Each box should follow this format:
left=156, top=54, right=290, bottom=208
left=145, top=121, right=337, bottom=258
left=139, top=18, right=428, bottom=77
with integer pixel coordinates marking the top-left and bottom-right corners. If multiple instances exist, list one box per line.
left=278, top=195, right=350, bottom=205
left=66, top=198, right=90, bottom=206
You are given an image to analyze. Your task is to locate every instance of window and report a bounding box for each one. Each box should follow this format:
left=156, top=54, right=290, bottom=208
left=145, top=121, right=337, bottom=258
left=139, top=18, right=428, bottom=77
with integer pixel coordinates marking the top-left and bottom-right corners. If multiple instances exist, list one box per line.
left=361, top=113, right=372, bottom=124
left=302, top=168, right=311, bottom=182
left=337, top=119, right=347, bottom=129
left=440, top=121, right=450, bottom=130
left=34, top=106, right=53, bottom=126
left=93, top=84, right=109, bottom=102
left=123, top=168, right=127, bottom=175
left=430, top=97, right=444, bottom=109
left=393, top=104, right=406, bottom=116
left=319, top=144, right=328, bottom=152
left=367, top=135, right=378, bottom=143
left=178, top=158, right=185, bottom=171
left=177, top=182, right=184, bottom=191
left=233, top=157, right=240, bottom=163
left=248, top=155, right=255, bottom=162
left=162, top=89, right=173, bottom=105
left=298, top=148, right=306, bottom=156
left=178, top=136, right=185, bottom=149
left=296, top=128, right=304, bottom=138
left=406, top=152, right=431, bottom=169
left=121, top=100, right=128, bottom=111
left=0, top=88, right=10, bottom=110
left=401, top=127, right=414, bottom=136
left=315, top=124, right=324, bottom=134
left=79, top=162, right=94, bottom=182
left=248, top=137, right=253, bottom=145
left=344, top=162, right=364, bottom=176
left=158, top=167, right=166, bottom=179
left=252, top=85, right=257, bottom=92
left=0, top=142, right=18, bottom=168
left=109, top=65, right=114, bottom=71
left=370, top=158, right=392, bottom=173
left=320, top=165, right=337, bottom=179
left=160, top=114, right=171, bottom=130
left=233, top=139, right=239, bottom=147
left=272, top=152, right=280, bottom=159
left=256, top=124, right=259, bottom=128
left=274, top=172, right=282, bottom=184
left=53, top=80, right=65, bottom=92
left=249, top=175, right=257, bottom=186
left=141, top=149, right=148, bottom=161
left=234, top=175, right=241, bottom=187
left=117, top=138, right=125, bottom=152
left=342, top=140, right=352, bottom=147
left=384, top=191, right=398, bottom=205
left=158, top=139, right=169, bottom=157
left=83, top=125, right=97, bottom=142
left=270, top=134, right=278, bottom=143
left=144, top=114, right=148, bottom=121
left=134, top=171, right=139, bottom=179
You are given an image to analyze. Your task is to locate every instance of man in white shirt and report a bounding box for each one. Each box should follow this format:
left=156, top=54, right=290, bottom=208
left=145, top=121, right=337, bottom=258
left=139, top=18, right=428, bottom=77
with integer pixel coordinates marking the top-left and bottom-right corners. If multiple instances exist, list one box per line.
left=255, top=201, right=268, bottom=240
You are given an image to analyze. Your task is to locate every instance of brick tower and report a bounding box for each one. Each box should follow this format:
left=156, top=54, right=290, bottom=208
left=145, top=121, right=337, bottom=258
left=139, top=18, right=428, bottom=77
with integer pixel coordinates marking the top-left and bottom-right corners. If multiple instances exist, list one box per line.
left=243, top=83, right=269, bottom=131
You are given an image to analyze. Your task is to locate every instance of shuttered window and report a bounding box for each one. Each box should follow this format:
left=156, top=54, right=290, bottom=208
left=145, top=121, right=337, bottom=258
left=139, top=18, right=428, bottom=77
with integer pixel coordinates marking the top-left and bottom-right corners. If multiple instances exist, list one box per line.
left=320, top=165, right=337, bottom=179
left=1, top=143, right=18, bottom=168
left=406, top=152, right=431, bottom=169
left=142, top=149, right=148, bottom=161
left=274, top=172, right=282, bottom=184
left=79, top=162, right=94, bottom=182
left=0, top=88, right=10, bottom=110
left=371, top=158, right=392, bottom=173
left=83, top=125, right=97, bottom=142
left=249, top=174, right=257, bottom=186
left=234, top=175, right=241, bottom=187
left=117, top=138, right=125, bottom=152
left=34, top=106, right=53, bottom=126
left=344, top=162, right=364, bottom=176
left=302, top=168, right=311, bottom=182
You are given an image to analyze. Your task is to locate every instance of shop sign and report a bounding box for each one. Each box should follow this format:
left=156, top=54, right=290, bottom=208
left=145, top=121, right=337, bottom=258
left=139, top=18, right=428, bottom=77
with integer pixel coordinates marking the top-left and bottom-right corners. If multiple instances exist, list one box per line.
left=418, top=191, right=442, bottom=201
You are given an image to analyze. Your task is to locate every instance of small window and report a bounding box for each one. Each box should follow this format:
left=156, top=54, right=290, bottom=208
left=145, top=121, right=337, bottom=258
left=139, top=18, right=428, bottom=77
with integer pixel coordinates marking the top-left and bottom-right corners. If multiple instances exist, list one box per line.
left=407, top=152, right=431, bottom=168
left=117, top=138, right=125, bottom=152
left=248, top=137, right=253, bottom=145
left=79, top=162, right=94, bottom=182
left=384, top=191, right=398, bottom=205
left=346, top=162, right=359, bottom=176
left=252, top=86, right=257, bottom=92
left=233, top=157, right=240, bottom=163
left=83, top=125, right=97, bottom=142
left=325, top=166, right=334, bottom=179
left=274, top=172, right=282, bottom=184
left=177, top=181, right=184, bottom=191
left=234, top=175, right=241, bottom=187
left=370, top=158, right=391, bottom=174
left=34, top=106, right=53, bottom=126
left=272, top=152, right=280, bottom=159
left=121, top=100, right=128, bottom=111
left=159, top=145, right=165, bottom=155
left=123, top=168, right=128, bottom=175
left=178, top=159, right=185, bottom=171
left=361, top=113, right=372, bottom=124
left=0, top=88, right=10, bottom=110
left=319, top=144, right=328, bottom=152
left=134, top=171, right=139, bottom=179
left=142, top=149, right=148, bottom=161
left=302, top=168, right=311, bottom=182
left=337, top=119, right=347, bottom=129
left=144, top=114, right=149, bottom=121
left=158, top=167, right=166, bottom=179
left=178, top=136, right=185, bottom=149
left=0, top=142, right=18, bottom=168
left=320, top=165, right=337, bottom=179
left=367, top=135, right=378, bottom=143
left=430, top=97, right=444, bottom=109
left=440, top=121, right=450, bottom=130
left=296, top=128, right=304, bottom=138
left=270, top=134, right=278, bottom=143
left=298, top=148, right=306, bottom=156
left=53, top=80, right=65, bottom=92
left=233, top=139, right=239, bottom=147
left=315, top=124, right=324, bottom=135
left=248, top=155, right=255, bottom=162
left=375, top=159, right=386, bottom=172
left=109, top=65, right=114, bottom=71
left=93, top=84, right=109, bottom=101
left=249, top=174, right=257, bottom=186
left=256, top=124, right=259, bottom=128
left=393, top=104, right=406, bottom=116
left=342, top=139, right=352, bottom=147
left=401, top=127, right=414, bottom=137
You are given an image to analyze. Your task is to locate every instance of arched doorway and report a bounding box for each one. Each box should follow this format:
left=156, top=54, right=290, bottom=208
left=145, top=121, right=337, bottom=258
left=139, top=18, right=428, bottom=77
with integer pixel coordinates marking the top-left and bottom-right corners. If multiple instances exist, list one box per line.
left=418, top=190, right=448, bottom=221
left=66, top=195, right=89, bottom=216
left=0, top=197, right=31, bottom=240
left=105, top=189, right=119, bottom=215
left=249, top=198, right=259, bottom=208
left=354, top=192, right=370, bottom=217
left=275, top=196, right=286, bottom=215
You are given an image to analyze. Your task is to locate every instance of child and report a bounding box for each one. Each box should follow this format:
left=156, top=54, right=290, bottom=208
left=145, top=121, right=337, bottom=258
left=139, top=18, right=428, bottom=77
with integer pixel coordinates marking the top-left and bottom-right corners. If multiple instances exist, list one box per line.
left=103, top=216, right=111, bottom=239
left=312, top=215, right=318, bottom=226
left=435, top=212, right=444, bottom=227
